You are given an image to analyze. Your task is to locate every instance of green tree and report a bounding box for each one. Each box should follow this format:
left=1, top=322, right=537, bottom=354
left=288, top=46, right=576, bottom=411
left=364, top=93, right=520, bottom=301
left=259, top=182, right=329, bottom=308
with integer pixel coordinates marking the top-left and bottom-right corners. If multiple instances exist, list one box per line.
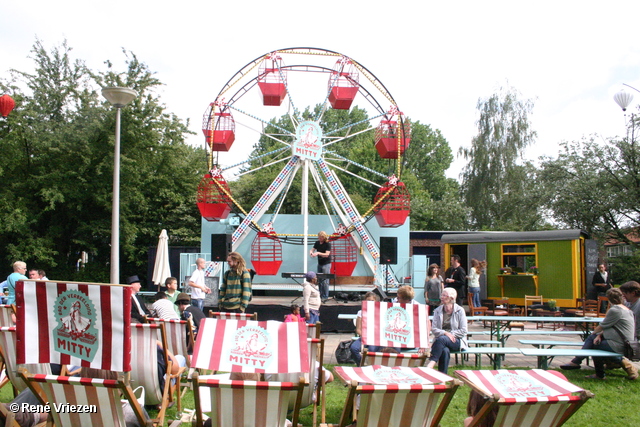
left=459, top=84, right=546, bottom=230
left=539, top=117, right=640, bottom=245
left=0, top=40, right=205, bottom=283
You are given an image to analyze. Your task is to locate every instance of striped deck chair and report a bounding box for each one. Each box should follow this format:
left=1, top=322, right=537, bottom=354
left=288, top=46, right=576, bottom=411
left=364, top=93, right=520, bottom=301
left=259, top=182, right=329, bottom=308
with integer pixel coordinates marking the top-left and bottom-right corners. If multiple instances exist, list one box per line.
left=269, top=338, right=326, bottom=427
left=362, top=348, right=428, bottom=367
left=20, top=373, right=151, bottom=427
left=324, top=379, right=461, bottom=427
left=307, top=322, right=322, bottom=339
left=208, top=311, right=258, bottom=321
left=454, top=369, right=594, bottom=427
left=152, top=318, right=194, bottom=368
left=192, top=373, right=305, bottom=427
left=130, top=323, right=185, bottom=425
left=357, top=301, right=431, bottom=366
left=0, top=327, right=51, bottom=395
left=0, top=305, right=15, bottom=327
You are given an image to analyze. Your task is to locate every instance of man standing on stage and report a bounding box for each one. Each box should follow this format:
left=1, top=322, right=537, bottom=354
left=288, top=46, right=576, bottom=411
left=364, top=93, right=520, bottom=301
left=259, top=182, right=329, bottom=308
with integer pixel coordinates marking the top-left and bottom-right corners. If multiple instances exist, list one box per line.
left=444, top=254, right=466, bottom=305
left=310, top=231, right=331, bottom=302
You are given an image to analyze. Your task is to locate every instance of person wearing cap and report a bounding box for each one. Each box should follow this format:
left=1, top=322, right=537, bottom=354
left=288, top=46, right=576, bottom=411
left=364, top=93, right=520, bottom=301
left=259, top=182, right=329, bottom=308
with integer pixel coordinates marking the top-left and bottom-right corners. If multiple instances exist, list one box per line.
left=302, top=271, right=321, bottom=324
left=128, top=275, right=151, bottom=323
left=219, top=252, right=252, bottom=313
left=175, top=292, right=206, bottom=335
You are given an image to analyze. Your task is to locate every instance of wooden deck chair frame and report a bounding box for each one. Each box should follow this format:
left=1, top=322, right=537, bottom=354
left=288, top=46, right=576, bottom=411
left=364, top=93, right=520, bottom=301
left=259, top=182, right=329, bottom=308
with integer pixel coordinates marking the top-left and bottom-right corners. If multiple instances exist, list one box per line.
left=208, top=311, right=258, bottom=321
left=129, top=323, right=185, bottom=425
left=323, top=379, right=461, bottom=427
left=455, top=370, right=594, bottom=427
left=0, top=327, right=51, bottom=397
left=0, top=304, right=15, bottom=327
left=192, top=373, right=305, bottom=427
left=461, top=388, right=592, bottom=427
left=270, top=337, right=326, bottom=427
left=307, top=322, right=322, bottom=339
left=361, top=348, right=428, bottom=367
left=18, top=369, right=152, bottom=427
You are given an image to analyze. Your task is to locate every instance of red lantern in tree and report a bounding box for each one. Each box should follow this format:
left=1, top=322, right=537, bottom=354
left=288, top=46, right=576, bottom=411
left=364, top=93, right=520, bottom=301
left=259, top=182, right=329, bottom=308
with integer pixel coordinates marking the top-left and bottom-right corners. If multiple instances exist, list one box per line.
left=0, top=94, right=15, bottom=117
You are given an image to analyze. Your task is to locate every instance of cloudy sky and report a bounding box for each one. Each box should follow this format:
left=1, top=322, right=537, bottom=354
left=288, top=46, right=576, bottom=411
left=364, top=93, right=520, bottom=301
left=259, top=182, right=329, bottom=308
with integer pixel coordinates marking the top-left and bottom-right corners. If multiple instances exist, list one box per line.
left=3, top=1, right=640, bottom=179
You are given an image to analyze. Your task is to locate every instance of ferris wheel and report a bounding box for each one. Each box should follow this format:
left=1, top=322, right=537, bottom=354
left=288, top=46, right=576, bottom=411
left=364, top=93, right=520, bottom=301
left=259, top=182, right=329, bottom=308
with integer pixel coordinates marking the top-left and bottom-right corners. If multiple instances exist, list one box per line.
left=197, top=48, right=411, bottom=286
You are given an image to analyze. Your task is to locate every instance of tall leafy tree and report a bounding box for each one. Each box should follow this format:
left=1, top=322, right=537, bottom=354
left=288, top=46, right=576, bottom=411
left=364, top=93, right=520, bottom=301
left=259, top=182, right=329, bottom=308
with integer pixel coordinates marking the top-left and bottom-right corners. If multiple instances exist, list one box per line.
left=540, top=116, right=640, bottom=244
left=0, top=40, right=205, bottom=283
left=459, top=84, right=545, bottom=230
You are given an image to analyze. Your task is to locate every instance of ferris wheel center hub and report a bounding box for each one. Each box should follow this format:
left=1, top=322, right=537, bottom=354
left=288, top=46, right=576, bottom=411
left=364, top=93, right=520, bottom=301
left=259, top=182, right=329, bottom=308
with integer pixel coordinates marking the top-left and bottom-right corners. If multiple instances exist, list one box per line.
left=293, top=121, right=323, bottom=160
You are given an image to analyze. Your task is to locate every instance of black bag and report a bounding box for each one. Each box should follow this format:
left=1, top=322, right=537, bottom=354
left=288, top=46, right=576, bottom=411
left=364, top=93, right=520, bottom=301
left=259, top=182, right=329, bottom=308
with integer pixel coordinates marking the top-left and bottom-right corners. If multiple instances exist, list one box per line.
left=335, top=339, right=355, bottom=364
left=624, top=340, right=640, bottom=362
left=613, top=325, right=640, bottom=361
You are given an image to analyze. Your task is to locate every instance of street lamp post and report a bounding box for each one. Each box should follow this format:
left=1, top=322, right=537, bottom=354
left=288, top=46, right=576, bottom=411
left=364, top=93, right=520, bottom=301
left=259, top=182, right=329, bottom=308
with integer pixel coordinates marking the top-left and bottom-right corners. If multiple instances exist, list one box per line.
left=102, top=87, right=138, bottom=284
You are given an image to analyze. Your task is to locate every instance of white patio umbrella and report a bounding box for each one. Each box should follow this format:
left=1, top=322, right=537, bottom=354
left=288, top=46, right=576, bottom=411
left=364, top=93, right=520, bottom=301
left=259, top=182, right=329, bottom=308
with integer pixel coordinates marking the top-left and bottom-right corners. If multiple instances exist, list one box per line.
left=152, top=229, right=171, bottom=290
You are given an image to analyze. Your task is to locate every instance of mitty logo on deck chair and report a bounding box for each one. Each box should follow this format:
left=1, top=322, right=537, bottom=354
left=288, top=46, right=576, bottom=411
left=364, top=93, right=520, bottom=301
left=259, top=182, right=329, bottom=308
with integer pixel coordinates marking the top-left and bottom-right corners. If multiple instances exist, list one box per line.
left=227, top=325, right=274, bottom=369
left=53, top=290, right=98, bottom=361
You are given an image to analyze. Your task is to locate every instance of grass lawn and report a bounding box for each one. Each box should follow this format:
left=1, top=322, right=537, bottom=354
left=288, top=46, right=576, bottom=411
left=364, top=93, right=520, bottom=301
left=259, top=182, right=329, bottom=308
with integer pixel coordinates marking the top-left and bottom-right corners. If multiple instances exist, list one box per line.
left=3, top=363, right=638, bottom=426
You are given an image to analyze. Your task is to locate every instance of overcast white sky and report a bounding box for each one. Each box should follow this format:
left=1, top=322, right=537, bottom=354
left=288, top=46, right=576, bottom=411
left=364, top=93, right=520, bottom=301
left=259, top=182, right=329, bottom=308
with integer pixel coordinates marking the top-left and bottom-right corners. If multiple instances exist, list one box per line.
left=3, top=1, right=640, bottom=179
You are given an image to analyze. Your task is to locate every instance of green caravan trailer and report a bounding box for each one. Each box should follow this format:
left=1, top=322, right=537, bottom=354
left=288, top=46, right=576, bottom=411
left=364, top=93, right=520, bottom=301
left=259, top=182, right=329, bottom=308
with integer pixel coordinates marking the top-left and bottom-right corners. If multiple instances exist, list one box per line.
left=441, top=230, right=596, bottom=307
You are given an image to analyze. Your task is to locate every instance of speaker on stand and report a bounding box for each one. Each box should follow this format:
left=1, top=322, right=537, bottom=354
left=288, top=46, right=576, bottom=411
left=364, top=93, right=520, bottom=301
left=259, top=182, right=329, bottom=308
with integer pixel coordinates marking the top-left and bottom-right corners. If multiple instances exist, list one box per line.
left=211, top=234, right=232, bottom=262
left=379, top=237, right=398, bottom=295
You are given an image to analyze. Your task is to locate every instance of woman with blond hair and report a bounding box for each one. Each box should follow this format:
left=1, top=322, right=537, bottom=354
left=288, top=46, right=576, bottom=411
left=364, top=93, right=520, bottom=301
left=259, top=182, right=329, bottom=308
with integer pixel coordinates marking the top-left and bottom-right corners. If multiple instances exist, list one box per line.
left=468, top=259, right=487, bottom=310
left=426, top=287, right=468, bottom=373
left=219, top=252, right=253, bottom=313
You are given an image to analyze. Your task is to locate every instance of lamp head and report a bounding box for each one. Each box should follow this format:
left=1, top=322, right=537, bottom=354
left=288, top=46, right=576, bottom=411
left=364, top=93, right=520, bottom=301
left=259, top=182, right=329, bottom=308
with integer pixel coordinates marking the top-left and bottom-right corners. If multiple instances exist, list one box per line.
left=102, top=87, right=138, bottom=108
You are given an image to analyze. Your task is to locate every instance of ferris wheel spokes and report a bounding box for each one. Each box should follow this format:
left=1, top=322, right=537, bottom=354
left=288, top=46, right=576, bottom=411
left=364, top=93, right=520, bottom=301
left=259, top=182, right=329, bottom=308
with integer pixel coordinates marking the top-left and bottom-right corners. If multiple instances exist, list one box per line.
left=232, top=156, right=302, bottom=247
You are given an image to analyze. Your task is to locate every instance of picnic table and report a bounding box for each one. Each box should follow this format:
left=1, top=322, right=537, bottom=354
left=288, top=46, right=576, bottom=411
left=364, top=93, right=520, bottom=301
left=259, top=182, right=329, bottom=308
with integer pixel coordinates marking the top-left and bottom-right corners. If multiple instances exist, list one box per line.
left=473, top=315, right=603, bottom=343
left=519, top=348, right=622, bottom=369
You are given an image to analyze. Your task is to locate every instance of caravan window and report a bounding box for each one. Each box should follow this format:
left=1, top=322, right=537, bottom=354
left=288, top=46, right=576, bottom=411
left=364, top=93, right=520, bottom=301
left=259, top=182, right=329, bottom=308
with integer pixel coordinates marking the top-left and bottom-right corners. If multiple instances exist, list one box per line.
left=501, top=243, right=537, bottom=273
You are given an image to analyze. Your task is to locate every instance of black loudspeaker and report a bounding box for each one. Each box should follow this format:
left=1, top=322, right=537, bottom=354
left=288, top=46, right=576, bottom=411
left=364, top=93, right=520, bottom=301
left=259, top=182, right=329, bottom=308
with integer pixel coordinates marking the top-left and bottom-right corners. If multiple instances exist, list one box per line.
left=372, top=285, right=389, bottom=302
left=379, top=236, right=397, bottom=265
left=211, top=234, right=232, bottom=261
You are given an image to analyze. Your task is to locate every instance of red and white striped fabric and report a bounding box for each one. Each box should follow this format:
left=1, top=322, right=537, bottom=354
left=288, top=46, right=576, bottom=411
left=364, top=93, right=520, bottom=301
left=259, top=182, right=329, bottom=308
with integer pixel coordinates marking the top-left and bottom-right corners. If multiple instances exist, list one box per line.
left=129, top=324, right=164, bottom=405
left=334, top=365, right=454, bottom=385
left=361, top=301, right=431, bottom=348
left=209, top=311, right=257, bottom=321
left=195, top=378, right=304, bottom=427
left=354, top=382, right=454, bottom=427
left=455, top=370, right=591, bottom=427
left=192, top=319, right=308, bottom=373
left=362, top=350, right=427, bottom=367
left=15, top=280, right=131, bottom=372
left=27, top=374, right=145, bottom=427
left=0, top=327, right=52, bottom=392
left=153, top=318, right=192, bottom=368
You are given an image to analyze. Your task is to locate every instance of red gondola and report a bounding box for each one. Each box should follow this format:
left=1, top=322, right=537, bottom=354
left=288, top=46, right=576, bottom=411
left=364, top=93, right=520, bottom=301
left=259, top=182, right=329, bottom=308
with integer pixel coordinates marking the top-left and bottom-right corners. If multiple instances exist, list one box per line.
left=373, top=181, right=410, bottom=227
left=331, top=234, right=358, bottom=276
left=258, top=55, right=287, bottom=106
left=375, top=117, right=411, bottom=159
left=196, top=172, right=233, bottom=221
left=251, top=232, right=283, bottom=275
left=328, top=58, right=359, bottom=110
left=202, top=103, right=235, bottom=151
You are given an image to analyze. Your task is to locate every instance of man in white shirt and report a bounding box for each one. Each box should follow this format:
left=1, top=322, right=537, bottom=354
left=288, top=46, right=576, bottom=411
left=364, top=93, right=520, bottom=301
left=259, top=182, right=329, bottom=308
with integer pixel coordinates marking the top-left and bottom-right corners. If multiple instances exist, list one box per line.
left=188, top=258, right=210, bottom=311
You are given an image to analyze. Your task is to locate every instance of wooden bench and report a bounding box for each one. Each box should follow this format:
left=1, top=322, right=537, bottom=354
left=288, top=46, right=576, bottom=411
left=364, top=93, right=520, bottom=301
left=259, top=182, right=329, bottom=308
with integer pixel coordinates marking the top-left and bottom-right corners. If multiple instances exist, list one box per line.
left=454, top=339, right=503, bottom=364
left=518, top=339, right=584, bottom=349
left=519, top=348, right=622, bottom=369
left=499, top=330, right=585, bottom=345
left=455, top=347, right=522, bottom=369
